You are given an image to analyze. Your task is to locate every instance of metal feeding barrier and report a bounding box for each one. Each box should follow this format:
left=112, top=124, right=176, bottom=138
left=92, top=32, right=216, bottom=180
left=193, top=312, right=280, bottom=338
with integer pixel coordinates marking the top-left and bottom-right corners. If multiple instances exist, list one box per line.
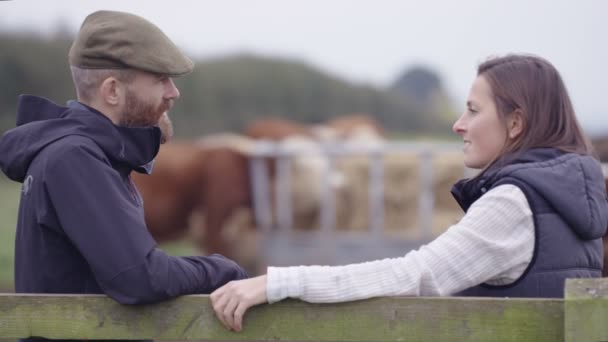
left=248, top=141, right=475, bottom=267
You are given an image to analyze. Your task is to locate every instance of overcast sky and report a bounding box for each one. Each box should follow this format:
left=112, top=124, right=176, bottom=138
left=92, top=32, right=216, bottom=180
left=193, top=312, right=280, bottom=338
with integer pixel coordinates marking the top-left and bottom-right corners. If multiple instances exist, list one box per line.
left=1, top=0, right=607, bottom=134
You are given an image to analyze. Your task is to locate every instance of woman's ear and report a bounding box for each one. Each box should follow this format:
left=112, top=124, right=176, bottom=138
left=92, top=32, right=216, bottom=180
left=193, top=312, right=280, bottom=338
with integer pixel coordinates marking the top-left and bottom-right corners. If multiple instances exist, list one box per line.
left=507, top=109, right=524, bottom=140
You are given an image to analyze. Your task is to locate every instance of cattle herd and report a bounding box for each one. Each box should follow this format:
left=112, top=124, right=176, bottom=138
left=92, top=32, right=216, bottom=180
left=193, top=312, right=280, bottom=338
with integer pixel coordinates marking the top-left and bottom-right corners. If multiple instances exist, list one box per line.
left=133, top=115, right=608, bottom=276
left=132, top=115, right=384, bottom=263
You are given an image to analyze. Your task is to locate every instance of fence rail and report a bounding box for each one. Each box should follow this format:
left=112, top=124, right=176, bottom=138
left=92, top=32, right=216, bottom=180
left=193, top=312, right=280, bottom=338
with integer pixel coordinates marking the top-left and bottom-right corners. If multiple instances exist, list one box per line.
left=1, top=278, right=606, bottom=342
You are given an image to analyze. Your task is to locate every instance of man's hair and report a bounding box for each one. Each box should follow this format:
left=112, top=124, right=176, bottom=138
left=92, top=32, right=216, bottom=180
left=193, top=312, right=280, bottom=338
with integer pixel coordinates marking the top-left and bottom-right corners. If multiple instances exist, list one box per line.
left=70, top=66, right=137, bottom=103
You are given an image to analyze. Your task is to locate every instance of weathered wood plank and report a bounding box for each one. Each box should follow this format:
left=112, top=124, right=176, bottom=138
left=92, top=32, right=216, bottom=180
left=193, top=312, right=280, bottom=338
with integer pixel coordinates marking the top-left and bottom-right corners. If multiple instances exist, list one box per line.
left=565, top=278, right=608, bottom=342
left=0, top=294, right=563, bottom=341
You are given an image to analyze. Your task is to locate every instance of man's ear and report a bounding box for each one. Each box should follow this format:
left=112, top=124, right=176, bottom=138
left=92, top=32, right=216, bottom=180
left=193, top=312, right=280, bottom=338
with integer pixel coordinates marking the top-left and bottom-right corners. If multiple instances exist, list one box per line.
left=99, top=77, right=122, bottom=107
left=507, top=109, right=524, bottom=140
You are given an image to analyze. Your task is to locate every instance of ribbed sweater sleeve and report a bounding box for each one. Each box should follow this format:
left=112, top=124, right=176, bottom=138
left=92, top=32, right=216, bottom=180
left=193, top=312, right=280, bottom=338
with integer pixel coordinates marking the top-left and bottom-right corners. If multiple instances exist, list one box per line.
left=266, top=184, right=534, bottom=303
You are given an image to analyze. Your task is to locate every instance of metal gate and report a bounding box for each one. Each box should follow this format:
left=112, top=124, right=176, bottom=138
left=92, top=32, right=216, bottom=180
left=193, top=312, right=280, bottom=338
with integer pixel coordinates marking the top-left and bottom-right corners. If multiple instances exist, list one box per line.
left=249, top=142, right=474, bottom=267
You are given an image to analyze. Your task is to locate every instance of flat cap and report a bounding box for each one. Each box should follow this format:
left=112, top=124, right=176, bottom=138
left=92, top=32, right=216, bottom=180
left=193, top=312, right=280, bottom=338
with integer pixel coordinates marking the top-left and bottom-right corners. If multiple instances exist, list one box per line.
left=69, top=10, right=193, bottom=76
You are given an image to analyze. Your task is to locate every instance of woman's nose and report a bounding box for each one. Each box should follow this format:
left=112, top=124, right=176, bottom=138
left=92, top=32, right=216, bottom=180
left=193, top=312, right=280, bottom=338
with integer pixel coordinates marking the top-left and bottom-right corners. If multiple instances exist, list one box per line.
left=452, top=113, right=466, bottom=135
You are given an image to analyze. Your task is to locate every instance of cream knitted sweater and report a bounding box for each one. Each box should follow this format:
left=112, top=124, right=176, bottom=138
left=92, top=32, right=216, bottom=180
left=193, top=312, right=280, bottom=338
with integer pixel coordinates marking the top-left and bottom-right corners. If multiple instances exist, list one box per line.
left=267, top=184, right=534, bottom=303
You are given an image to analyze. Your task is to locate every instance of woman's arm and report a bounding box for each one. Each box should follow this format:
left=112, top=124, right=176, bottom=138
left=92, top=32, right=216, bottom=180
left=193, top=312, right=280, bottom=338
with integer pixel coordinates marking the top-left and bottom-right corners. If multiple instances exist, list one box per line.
left=211, top=184, right=534, bottom=330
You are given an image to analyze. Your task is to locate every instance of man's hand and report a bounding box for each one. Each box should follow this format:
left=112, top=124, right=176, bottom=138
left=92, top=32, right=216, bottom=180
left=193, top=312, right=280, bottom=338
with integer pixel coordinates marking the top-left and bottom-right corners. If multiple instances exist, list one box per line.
left=210, top=274, right=268, bottom=332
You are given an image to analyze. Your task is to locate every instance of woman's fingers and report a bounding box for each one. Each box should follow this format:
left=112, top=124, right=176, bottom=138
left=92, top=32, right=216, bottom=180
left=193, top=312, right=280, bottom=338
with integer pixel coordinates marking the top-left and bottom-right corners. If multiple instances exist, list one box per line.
left=222, top=296, right=240, bottom=330
left=210, top=287, right=231, bottom=330
left=210, top=276, right=269, bottom=331
left=233, top=300, right=252, bottom=332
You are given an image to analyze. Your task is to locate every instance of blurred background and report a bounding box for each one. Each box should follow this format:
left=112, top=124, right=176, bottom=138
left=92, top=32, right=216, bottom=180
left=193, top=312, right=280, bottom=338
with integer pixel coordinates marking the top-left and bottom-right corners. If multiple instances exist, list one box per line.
left=1, top=0, right=607, bottom=291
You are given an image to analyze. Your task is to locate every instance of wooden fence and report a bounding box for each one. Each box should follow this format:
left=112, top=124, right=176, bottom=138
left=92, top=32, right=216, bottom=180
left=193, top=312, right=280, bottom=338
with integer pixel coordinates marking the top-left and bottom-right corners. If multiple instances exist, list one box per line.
left=1, top=278, right=607, bottom=342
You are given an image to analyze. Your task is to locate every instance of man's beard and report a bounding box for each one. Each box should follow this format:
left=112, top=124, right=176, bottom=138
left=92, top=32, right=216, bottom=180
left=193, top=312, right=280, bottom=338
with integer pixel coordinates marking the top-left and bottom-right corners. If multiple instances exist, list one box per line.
left=157, top=112, right=174, bottom=144
left=119, top=90, right=174, bottom=144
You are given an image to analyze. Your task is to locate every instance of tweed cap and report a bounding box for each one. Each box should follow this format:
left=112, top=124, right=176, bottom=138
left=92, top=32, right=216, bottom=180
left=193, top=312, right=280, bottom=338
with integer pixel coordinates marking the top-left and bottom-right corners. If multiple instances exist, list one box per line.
left=69, top=10, right=193, bottom=76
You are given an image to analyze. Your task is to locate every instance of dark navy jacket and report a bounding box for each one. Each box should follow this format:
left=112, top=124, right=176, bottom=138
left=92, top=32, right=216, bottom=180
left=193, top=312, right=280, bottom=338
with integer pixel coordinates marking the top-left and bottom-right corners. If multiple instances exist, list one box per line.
left=0, top=95, right=247, bottom=307
left=451, top=148, right=607, bottom=298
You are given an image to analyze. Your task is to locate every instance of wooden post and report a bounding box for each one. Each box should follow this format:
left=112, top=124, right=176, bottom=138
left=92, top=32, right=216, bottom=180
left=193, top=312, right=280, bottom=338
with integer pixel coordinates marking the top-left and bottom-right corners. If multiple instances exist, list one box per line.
left=564, top=278, right=608, bottom=342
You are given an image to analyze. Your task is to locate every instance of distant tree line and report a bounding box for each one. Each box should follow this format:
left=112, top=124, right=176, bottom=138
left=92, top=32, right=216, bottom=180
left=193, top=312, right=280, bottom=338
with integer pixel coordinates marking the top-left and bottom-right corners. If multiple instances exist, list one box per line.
left=0, top=32, right=456, bottom=137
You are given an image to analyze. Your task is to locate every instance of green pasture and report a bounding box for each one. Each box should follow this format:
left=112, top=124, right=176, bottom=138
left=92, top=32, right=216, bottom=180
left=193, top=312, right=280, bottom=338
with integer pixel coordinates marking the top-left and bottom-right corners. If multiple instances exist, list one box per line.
left=0, top=176, right=19, bottom=291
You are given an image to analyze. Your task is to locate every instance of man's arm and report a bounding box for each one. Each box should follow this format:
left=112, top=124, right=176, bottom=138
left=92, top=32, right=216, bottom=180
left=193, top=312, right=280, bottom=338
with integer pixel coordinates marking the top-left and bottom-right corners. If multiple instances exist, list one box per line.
left=45, top=141, right=247, bottom=304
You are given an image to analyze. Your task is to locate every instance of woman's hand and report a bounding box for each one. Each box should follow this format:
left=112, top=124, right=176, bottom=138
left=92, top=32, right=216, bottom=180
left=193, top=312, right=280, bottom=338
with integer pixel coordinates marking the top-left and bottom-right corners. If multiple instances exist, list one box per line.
left=210, top=274, right=268, bottom=332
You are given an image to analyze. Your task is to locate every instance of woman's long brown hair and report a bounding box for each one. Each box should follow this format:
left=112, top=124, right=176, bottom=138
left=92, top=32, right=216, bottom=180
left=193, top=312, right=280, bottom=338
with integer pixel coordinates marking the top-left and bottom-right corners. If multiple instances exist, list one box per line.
left=477, top=54, right=593, bottom=169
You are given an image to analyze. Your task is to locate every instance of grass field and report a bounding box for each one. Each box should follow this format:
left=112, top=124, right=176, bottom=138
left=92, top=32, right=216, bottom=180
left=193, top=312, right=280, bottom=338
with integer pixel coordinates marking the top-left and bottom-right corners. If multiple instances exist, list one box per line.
left=0, top=176, right=20, bottom=291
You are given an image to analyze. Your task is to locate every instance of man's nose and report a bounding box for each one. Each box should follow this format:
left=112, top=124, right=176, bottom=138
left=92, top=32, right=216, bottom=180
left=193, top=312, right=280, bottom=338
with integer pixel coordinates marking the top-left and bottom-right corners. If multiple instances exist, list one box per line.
left=165, top=78, right=180, bottom=100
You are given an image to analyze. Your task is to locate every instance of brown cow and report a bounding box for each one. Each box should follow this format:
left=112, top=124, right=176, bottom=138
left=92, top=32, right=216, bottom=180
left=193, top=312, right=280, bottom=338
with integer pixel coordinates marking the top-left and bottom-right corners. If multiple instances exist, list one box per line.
left=245, top=117, right=313, bottom=141
left=243, top=117, right=315, bottom=181
left=244, top=114, right=385, bottom=143
left=133, top=142, right=204, bottom=242
left=132, top=141, right=251, bottom=258
left=132, top=130, right=345, bottom=260
left=325, top=113, right=385, bottom=140
left=243, top=118, right=354, bottom=230
left=135, top=116, right=386, bottom=259
left=242, top=115, right=388, bottom=231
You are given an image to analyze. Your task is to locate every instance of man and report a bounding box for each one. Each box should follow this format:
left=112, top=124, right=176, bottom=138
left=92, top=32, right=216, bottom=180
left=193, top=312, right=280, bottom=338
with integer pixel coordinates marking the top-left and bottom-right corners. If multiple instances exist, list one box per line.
left=0, top=9, right=247, bottom=320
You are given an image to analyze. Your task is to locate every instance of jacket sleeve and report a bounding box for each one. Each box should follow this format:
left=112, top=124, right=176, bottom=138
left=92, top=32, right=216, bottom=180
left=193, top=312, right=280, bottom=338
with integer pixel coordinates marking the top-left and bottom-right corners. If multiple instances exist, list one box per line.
left=44, top=141, right=247, bottom=304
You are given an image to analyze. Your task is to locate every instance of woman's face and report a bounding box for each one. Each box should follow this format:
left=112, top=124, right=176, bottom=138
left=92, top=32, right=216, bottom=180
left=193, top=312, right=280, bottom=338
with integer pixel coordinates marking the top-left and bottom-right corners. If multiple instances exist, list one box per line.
left=452, top=75, right=508, bottom=169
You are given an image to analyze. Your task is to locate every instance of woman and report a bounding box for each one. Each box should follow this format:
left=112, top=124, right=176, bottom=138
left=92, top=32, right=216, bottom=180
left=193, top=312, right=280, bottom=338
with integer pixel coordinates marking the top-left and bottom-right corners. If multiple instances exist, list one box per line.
left=210, top=54, right=608, bottom=331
